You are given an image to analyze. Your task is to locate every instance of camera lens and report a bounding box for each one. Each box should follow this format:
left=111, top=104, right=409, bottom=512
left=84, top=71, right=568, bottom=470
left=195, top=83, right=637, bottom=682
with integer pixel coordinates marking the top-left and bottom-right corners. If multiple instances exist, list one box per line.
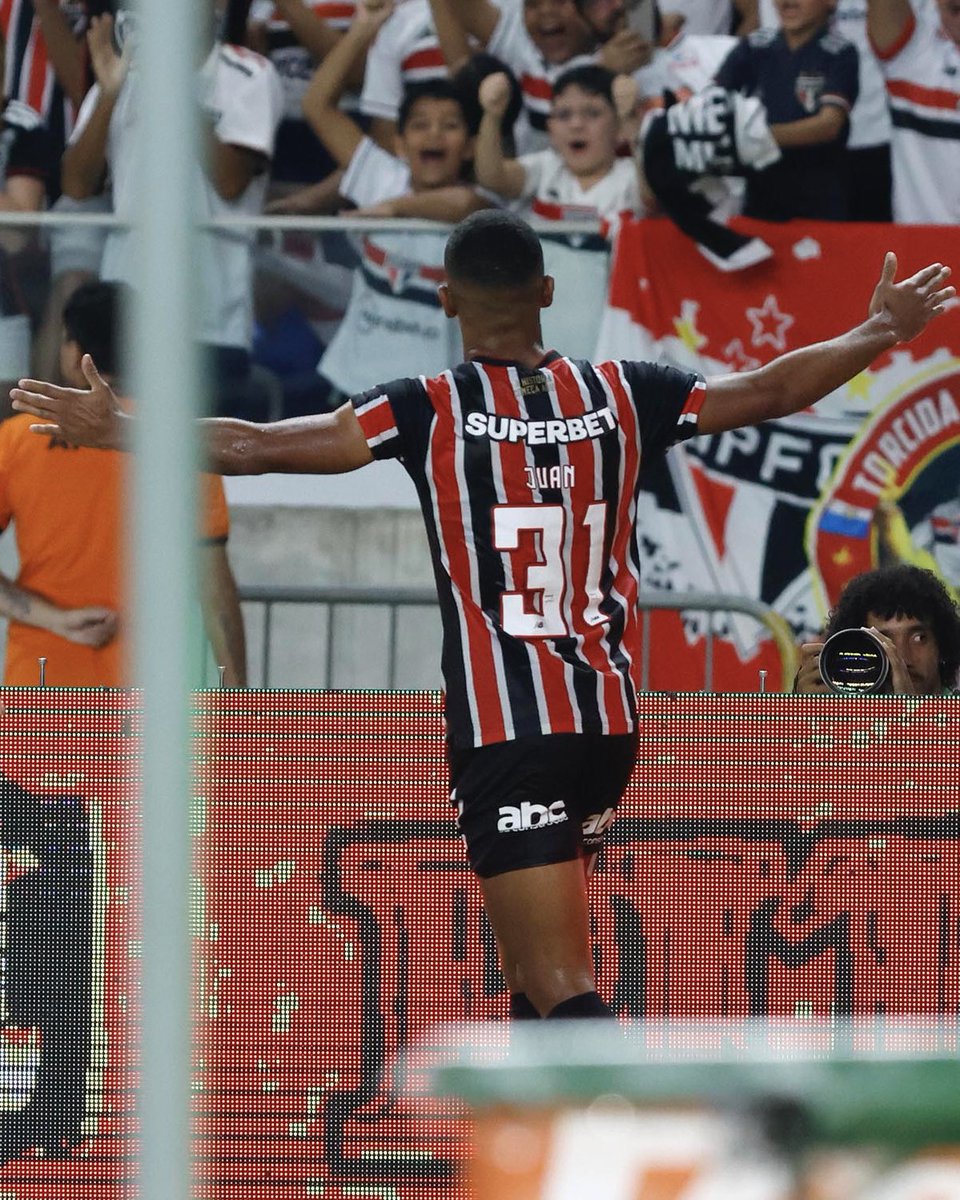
left=819, top=628, right=890, bottom=694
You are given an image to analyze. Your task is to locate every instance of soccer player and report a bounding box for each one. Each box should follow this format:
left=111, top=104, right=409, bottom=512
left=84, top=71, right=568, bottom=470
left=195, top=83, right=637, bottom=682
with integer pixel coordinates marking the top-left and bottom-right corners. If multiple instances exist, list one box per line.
left=10, top=211, right=953, bottom=1019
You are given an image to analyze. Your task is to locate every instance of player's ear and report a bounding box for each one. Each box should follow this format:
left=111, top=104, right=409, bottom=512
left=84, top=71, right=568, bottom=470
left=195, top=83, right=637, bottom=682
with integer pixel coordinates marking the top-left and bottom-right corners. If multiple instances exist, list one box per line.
left=540, top=275, right=555, bottom=310
left=438, top=283, right=457, bottom=318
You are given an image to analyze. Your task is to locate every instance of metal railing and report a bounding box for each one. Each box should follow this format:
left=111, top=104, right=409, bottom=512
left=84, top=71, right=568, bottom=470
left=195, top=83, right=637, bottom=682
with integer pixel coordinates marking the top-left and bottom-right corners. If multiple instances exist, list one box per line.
left=237, top=584, right=798, bottom=691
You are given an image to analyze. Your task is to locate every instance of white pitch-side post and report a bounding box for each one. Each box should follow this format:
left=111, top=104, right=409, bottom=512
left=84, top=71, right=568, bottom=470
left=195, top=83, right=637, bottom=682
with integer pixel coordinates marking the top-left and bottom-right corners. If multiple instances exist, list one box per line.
left=132, top=0, right=204, bottom=1196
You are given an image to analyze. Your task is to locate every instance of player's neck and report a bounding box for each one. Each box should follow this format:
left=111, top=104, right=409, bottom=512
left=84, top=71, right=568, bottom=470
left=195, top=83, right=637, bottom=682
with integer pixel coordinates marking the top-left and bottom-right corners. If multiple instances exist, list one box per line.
left=464, top=337, right=548, bottom=368
left=460, top=319, right=547, bottom=369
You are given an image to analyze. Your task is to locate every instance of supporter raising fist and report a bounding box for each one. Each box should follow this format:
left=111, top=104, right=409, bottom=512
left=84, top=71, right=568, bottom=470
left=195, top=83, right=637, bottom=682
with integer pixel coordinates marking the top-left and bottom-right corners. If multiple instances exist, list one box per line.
left=478, top=70, right=513, bottom=119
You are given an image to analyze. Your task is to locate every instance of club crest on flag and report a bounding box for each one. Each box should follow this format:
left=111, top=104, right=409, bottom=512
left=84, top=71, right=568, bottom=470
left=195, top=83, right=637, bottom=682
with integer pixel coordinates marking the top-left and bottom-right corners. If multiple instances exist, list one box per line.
left=808, top=359, right=960, bottom=612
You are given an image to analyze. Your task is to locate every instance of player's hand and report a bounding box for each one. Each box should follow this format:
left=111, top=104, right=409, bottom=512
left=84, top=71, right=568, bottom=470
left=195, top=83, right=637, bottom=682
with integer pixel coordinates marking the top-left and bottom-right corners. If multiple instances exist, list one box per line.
left=598, top=29, right=652, bottom=74
left=479, top=71, right=512, bottom=118
left=794, top=642, right=830, bottom=694
left=87, top=14, right=131, bottom=98
left=56, top=607, right=120, bottom=648
left=10, top=355, right=126, bottom=451
left=868, top=252, right=955, bottom=342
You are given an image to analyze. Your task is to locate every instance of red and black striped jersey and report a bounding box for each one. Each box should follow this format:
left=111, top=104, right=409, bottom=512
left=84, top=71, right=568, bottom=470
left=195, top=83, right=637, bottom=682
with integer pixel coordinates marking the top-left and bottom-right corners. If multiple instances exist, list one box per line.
left=0, top=0, right=88, bottom=155
left=353, top=353, right=705, bottom=748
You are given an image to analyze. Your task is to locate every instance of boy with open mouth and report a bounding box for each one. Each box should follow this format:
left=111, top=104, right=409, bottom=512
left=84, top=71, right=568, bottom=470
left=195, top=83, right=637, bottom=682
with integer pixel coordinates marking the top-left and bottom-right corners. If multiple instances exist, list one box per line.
left=474, top=63, right=646, bottom=221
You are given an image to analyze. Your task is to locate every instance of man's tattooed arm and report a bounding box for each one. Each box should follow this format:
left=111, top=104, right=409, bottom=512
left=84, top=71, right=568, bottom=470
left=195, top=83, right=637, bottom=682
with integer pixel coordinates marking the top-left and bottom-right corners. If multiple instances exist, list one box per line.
left=0, top=574, right=120, bottom=649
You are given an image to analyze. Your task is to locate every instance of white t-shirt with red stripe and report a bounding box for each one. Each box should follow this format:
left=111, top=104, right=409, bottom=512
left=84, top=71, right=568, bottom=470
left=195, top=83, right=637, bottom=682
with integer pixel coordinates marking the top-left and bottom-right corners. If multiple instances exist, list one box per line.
left=318, top=136, right=461, bottom=392
left=518, top=150, right=643, bottom=221
left=871, top=9, right=960, bottom=222
left=358, top=0, right=447, bottom=121
left=250, top=0, right=357, bottom=119
left=0, top=0, right=87, bottom=153
left=72, top=44, right=283, bottom=350
left=914, top=497, right=960, bottom=585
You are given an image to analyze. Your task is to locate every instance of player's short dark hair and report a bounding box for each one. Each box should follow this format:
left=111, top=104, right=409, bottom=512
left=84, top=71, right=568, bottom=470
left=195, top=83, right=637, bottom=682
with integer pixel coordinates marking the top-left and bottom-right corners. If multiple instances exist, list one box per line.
left=62, top=280, right=131, bottom=378
left=825, top=564, right=960, bottom=688
left=551, top=63, right=616, bottom=107
left=444, top=210, right=544, bottom=289
left=397, top=79, right=470, bottom=134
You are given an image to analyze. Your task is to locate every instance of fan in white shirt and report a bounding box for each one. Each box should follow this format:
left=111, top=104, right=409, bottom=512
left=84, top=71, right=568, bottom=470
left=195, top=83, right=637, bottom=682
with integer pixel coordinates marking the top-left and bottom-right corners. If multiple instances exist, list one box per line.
left=429, top=0, right=650, bottom=152
left=293, top=1, right=491, bottom=393
left=358, top=0, right=449, bottom=146
left=62, top=10, right=283, bottom=417
left=247, top=0, right=365, bottom=185
left=867, top=0, right=960, bottom=223
left=475, top=62, right=646, bottom=218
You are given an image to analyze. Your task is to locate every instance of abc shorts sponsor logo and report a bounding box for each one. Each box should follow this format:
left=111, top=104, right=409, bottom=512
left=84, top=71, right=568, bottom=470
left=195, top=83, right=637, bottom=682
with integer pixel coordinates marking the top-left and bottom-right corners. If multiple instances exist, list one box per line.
left=581, top=807, right=615, bottom=839
left=497, top=800, right=568, bottom=833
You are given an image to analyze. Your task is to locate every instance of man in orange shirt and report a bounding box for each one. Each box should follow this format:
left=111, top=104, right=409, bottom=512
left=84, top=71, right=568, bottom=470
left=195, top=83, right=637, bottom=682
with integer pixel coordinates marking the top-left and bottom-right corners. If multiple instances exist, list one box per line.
left=0, top=281, right=247, bottom=686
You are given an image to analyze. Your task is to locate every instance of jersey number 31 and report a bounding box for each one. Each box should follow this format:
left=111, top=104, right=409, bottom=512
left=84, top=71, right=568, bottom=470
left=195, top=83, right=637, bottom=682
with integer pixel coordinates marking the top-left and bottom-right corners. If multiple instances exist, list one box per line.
left=493, top=502, right=609, bottom=639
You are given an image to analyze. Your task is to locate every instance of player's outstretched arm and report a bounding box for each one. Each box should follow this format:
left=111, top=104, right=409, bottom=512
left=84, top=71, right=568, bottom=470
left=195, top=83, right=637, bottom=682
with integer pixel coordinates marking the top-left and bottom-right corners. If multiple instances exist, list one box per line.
left=199, top=404, right=375, bottom=475
left=698, top=255, right=954, bottom=435
left=10, top=355, right=374, bottom=476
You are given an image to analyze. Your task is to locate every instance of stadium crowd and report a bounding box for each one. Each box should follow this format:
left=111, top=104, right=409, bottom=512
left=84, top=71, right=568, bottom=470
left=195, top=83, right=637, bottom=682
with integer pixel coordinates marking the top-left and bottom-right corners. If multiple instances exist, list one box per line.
left=0, top=0, right=955, bottom=686
left=0, top=0, right=954, bottom=423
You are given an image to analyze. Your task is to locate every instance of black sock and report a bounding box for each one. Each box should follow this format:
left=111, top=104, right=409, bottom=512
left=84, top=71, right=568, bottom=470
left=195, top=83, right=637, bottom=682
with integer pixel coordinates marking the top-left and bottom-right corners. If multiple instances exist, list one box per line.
left=546, top=991, right=614, bottom=1020
left=509, top=992, right=541, bottom=1020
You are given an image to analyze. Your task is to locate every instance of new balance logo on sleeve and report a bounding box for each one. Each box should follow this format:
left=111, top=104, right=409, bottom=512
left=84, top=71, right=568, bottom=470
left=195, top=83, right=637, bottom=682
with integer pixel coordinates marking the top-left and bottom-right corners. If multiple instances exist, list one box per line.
left=497, top=800, right=568, bottom=832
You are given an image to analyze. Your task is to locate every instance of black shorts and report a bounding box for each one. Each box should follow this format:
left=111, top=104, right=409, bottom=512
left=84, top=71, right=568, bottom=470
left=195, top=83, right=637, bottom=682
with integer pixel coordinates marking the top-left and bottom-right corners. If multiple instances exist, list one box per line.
left=448, top=732, right=638, bottom=879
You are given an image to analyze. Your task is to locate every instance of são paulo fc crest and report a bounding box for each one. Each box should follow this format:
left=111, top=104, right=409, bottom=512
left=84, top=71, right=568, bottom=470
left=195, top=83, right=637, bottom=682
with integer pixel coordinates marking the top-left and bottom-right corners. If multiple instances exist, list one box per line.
left=807, top=357, right=960, bottom=611
left=795, top=72, right=826, bottom=114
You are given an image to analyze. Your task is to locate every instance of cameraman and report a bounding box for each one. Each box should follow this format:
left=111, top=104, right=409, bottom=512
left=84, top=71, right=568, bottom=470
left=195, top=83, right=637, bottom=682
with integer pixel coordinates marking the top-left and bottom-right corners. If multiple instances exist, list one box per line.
left=795, top=564, right=960, bottom=695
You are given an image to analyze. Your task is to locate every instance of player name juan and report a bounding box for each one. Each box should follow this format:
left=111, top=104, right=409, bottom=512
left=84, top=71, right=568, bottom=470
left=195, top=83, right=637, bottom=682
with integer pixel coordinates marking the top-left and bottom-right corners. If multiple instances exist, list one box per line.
left=463, top=406, right=618, bottom=445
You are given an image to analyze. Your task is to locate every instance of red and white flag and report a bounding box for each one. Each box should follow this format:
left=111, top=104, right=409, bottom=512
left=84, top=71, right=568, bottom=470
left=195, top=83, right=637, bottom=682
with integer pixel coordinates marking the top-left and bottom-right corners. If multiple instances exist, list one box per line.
left=595, top=217, right=960, bottom=689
